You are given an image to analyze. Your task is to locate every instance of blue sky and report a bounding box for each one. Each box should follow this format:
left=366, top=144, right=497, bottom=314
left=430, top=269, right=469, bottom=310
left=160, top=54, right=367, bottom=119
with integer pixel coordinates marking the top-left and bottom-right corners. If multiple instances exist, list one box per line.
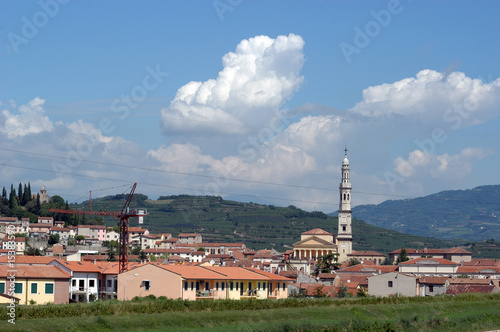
left=1, top=0, right=500, bottom=211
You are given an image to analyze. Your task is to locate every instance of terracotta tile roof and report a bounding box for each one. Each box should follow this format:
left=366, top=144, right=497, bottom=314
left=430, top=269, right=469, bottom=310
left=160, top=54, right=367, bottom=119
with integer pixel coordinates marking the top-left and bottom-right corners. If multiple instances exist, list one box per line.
left=0, top=265, right=71, bottom=279
left=78, top=225, right=105, bottom=229
left=446, top=284, right=498, bottom=295
left=463, top=259, right=500, bottom=266
left=50, top=227, right=70, bottom=231
left=279, top=271, right=298, bottom=278
left=161, top=265, right=228, bottom=280
left=244, top=268, right=294, bottom=281
left=0, top=255, right=59, bottom=264
left=456, top=266, right=500, bottom=274
left=168, top=255, right=187, bottom=261
left=338, top=274, right=368, bottom=286
left=1, top=237, right=25, bottom=242
left=399, top=258, right=458, bottom=265
left=389, top=247, right=471, bottom=255
left=166, top=237, right=178, bottom=243
left=202, top=266, right=269, bottom=280
left=178, top=233, right=199, bottom=237
left=128, top=227, right=147, bottom=233
left=338, top=264, right=398, bottom=273
left=449, top=278, right=492, bottom=285
left=318, top=273, right=337, bottom=279
left=143, top=248, right=169, bottom=254
left=348, top=250, right=385, bottom=257
left=419, top=276, right=448, bottom=284
left=199, top=243, right=245, bottom=247
left=56, top=260, right=103, bottom=273
left=0, top=217, right=18, bottom=222
left=301, top=228, right=332, bottom=235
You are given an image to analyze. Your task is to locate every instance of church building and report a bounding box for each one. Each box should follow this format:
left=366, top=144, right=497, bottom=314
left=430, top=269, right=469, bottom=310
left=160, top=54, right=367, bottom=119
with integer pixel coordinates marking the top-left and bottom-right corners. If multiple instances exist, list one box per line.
left=291, top=148, right=353, bottom=263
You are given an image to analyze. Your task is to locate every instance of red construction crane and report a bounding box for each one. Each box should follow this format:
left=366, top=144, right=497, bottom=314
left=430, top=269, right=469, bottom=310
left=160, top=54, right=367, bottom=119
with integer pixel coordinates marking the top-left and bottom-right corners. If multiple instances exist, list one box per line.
left=49, top=183, right=147, bottom=273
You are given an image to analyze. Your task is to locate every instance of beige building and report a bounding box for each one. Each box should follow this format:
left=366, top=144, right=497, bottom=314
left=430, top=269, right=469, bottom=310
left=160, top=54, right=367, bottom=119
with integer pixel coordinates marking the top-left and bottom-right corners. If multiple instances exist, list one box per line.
left=368, top=272, right=420, bottom=297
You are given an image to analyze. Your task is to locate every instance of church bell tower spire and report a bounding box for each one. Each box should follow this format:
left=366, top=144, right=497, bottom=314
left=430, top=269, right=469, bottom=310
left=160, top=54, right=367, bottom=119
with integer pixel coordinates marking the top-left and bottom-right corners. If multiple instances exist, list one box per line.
left=337, top=146, right=353, bottom=262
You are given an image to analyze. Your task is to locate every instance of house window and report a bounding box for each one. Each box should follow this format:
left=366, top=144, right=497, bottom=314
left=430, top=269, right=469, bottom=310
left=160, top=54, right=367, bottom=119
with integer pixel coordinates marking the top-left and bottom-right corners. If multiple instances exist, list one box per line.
left=72, top=279, right=77, bottom=287
left=14, top=283, right=23, bottom=294
left=205, top=282, right=209, bottom=290
left=107, top=280, right=112, bottom=288
left=31, top=283, right=38, bottom=294
left=0, top=282, right=5, bottom=294
left=429, top=285, right=434, bottom=292
left=184, top=282, right=188, bottom=291
left=258, top=282, right=261, bottom=290
left=229, top=282, right=233, bottom=291
left=79, top=280, right=85, bottom=291
left=342, top=226, right=346, bottom=232
left=236, top=282, right=239, bottom=291
left=269, top=283, right=273, bottom=292
left=89, top=280, right=95, bottom=288
left=388, top=281, right=393, bottom=288
left=216, top=282, right=219, bottom=291
left=45, top=283, right=54, bottom=295
left=221, top=282, right=225, bottom=291
left=191, top=282, right=194, bottom=291
left=196, top=282, right=200, bottom=291
left=263, top=283, right=266, bottom=291
left=143, top=281, right=151, bottom=291
left=282, top=283, right=286, bottom=291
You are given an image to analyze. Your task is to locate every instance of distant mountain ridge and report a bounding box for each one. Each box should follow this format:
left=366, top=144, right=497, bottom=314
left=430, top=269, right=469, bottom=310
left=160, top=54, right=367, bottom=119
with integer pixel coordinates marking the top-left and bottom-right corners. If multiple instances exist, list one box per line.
left=352, top=185, right=500, bottom=242
left=70, top=193, right=500, bottom=258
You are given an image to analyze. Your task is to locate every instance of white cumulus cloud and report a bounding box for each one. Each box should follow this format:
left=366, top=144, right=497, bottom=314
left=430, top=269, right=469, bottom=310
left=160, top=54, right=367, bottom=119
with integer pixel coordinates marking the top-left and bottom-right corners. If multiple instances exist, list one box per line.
left=160, top=34, right=305, bottom=136
left=0, top=97, right=54, bottom=138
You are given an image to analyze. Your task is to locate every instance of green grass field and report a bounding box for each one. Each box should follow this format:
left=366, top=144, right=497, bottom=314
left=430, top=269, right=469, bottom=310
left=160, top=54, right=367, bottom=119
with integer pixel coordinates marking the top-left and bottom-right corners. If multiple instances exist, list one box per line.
left=2, top=294, right=500, bottom=331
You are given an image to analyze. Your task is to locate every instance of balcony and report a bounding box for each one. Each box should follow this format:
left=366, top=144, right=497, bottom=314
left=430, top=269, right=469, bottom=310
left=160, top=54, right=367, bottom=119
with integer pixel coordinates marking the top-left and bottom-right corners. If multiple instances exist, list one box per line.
left=240, top=289, right=261, bottom=299
left=196, top=290, right=215, bottom=300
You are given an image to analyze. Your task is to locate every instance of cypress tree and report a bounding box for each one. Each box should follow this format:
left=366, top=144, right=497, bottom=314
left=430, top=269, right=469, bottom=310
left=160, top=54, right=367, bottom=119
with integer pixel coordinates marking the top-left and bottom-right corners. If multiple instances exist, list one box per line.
left=2, top=187, right=6, bottom=200
left=18, top=183, right=22, bottom=201
left=27, top=182, right=32, bottom=201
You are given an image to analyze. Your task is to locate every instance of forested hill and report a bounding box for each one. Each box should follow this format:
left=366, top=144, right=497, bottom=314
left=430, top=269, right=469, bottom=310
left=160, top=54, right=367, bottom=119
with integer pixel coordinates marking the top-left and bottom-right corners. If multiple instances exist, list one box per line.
left=70, top=194, right=500, bottom=258
left=352, top=185, right=500, bottom=242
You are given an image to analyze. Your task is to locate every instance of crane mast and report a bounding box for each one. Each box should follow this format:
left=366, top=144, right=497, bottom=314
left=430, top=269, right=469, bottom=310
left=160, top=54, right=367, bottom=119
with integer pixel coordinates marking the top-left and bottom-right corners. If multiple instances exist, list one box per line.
left=49, top=183, right=147, bottom=273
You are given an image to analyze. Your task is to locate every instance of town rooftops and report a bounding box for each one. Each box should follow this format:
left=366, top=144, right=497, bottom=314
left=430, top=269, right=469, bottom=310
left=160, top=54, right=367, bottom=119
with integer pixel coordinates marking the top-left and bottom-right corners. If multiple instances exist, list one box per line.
left=348, top=250, right=386, bottom=257
left=390, top=247, right=471, bottom=255
left=337, top=264, right=398, bottom=274
left=0, top=255, right=59, bottom=264
left=418, top=276, right=448, bottom=284
left=301, top=228, right=332, bottom=235
left=77, top=225, right=105, bottom=229
left=446, top=284, right=498, bottom=295
left=178, top=233, right=199, bottom=238
left=0, top=217, right=18, bottom=222
left=0, top=265, right=71, bottom=279
left=55, top=260, right=103, bottom=273
left=202, top=266, right=269, bottom=280
left=456, top=266, right=500, bottom=274
left=399, top=258, right=459, bottom=265
left=161, top=265, right=228, bottom=280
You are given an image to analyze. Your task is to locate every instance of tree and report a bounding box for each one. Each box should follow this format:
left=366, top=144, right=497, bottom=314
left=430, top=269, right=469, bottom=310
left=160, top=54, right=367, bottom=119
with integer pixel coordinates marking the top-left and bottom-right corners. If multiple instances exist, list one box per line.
left=396, top=247, right=410, bottom=264
left=314, top=253, right=341, bottom=276
left=382, top=255, right=392, bottom=265
left=312, top=284, right=328, bottom=298
left=107, top=248, right=116, bottom=261
left=348, top=258, right=360, bottom=267
left=25, top=245, right=42, bottom=256
left=48, top=234, right=60, bottom=245
left=139, top=250, right=148, bottom=261
left=336, top=283, right=349, bottom=298
left=197, top=247, right=206, bottom=252
left=75, top=235, right=85, bottom=244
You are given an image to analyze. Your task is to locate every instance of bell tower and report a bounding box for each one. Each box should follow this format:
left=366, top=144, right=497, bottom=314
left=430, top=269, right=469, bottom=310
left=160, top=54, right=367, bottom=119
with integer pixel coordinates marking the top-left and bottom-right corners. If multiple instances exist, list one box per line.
left=337, top=146, right=352, bottom=262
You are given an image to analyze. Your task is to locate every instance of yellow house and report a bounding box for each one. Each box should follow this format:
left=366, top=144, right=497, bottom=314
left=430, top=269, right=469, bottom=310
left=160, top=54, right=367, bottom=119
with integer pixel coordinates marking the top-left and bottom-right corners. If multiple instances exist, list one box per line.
left=0, top=265, right=71, bottom=305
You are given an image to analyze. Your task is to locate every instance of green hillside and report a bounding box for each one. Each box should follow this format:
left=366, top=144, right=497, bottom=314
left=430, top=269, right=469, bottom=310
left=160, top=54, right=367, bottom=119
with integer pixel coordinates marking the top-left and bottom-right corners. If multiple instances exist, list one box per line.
left=352, top=185, right=500, bottom=242
left=68, top=193, right=500, bottom=258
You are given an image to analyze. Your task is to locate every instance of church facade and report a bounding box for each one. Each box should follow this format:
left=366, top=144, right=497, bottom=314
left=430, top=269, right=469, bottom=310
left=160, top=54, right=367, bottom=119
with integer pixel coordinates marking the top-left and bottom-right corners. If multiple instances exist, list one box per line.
left=292, top=148, right=353, bottom=263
